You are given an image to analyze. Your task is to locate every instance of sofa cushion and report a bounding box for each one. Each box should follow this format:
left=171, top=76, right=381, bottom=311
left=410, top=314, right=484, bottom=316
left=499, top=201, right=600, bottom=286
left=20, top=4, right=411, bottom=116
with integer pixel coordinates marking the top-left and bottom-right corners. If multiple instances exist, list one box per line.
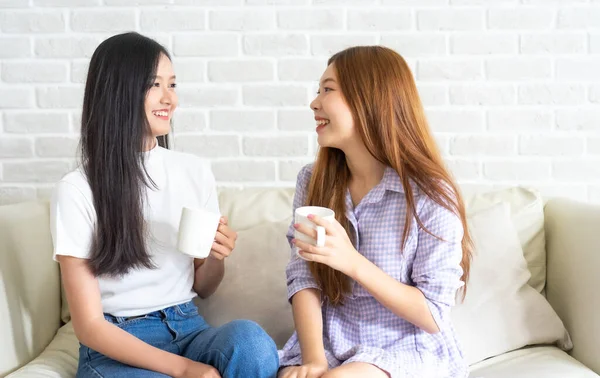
left=0, top=201, right=62, bottom=377
left=469, top=346, right=598, bottom=378
left=452, top=202, right=571, bottom=365
left=195, top=218, right=294, bottom=348
left=217, top=188, right=295, bottom=232
left=464, top=187, right=546, bottom=293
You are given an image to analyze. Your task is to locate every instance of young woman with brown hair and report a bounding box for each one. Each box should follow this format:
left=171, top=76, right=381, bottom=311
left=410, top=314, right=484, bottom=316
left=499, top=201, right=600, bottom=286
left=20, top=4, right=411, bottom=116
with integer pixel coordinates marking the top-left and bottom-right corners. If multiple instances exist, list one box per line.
left=278, top=46, right=472, bottom=378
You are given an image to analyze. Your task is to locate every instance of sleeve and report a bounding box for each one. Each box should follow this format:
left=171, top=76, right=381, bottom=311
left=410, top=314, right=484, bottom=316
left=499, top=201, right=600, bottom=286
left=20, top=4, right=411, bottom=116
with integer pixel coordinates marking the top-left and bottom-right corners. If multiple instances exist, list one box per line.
left=285, top=164, right=321, bottom=302
left=50, top=180, right=96, bottom=261
left=202, top=160, right=221, bottom=215
left=411, top=195, right=465, bottom=329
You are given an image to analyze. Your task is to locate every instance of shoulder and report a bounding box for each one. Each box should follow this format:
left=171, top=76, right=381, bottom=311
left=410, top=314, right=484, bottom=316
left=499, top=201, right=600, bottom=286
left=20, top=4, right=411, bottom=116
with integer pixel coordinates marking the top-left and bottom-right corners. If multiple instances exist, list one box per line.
left=296, top=163, right=314, bottom=187
left=413, top=180, right=457, bottom=213
left=51, top=168, right=96, bottom=223
left=415, top=184, right=463, bottom=234
left=60, top=168, right=88, bottom=189
left=53, top=168, right=93, bottom=206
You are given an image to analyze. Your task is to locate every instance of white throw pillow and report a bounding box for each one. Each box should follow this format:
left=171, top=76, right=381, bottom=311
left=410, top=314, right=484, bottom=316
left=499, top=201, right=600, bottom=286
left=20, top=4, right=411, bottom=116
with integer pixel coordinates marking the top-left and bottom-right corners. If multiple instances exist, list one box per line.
left=452, top=202, right=572, bottom=365
left=464, top=187, right=546, bottom=294
left=195, top=219, right=294, bottom=348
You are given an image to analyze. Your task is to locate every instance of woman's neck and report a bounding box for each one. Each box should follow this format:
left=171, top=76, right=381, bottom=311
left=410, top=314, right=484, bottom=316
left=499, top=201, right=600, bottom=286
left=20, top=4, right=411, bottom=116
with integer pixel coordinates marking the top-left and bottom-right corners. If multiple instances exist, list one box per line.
left=343, top=145, right=385, bottom=206
left=344, top=145, right=385, bottom=189
left=143, top=137, right=157, bottom=152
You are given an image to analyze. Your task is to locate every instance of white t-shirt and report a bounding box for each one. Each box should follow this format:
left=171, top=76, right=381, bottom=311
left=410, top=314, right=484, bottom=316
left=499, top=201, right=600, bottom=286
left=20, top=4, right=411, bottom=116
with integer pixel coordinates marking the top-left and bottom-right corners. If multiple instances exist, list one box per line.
left=50, top=143, right=220, bottom=317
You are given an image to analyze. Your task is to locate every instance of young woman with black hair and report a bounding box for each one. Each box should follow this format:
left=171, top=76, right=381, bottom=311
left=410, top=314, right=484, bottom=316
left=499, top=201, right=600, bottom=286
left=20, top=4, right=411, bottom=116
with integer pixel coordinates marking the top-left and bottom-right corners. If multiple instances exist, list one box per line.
left=51, top=32, right=279, bottom=378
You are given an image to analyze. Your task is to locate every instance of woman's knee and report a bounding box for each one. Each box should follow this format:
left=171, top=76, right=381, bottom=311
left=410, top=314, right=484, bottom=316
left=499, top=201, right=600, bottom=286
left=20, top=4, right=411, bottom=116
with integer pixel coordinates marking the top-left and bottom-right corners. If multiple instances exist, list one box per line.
left=224, top=320, right=275, bottom=347
left=223, top=320, right=278, bottom=361
left=231, top=320, right=277, bottom=348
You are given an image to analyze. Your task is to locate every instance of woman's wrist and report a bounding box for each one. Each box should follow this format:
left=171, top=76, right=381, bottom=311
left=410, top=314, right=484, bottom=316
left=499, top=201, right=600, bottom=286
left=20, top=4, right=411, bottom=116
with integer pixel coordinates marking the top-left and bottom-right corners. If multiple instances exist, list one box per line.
left=304, top=354, right=328, bottom=367
left=301, top=345, right=327, bottom=366
left=347, top=249, right=367, bottom=280
left=169, top=355, right=191, bottom=378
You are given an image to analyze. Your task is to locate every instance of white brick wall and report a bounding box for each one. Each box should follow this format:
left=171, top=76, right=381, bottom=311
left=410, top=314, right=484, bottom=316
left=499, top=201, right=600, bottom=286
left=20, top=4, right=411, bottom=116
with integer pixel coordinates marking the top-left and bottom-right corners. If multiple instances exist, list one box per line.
left=1, top=0, right=600, bottom=206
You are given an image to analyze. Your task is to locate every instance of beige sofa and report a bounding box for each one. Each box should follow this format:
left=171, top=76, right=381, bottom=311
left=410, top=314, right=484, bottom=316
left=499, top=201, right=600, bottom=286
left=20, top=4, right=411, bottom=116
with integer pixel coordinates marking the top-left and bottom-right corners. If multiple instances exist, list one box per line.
left=1, top=187, right=599, bottom=378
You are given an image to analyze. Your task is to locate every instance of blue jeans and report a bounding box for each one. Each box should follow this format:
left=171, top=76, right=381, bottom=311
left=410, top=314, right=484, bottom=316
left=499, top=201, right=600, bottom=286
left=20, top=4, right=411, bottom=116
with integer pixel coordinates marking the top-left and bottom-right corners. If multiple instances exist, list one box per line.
left=76, top=301, right=279, bottom=378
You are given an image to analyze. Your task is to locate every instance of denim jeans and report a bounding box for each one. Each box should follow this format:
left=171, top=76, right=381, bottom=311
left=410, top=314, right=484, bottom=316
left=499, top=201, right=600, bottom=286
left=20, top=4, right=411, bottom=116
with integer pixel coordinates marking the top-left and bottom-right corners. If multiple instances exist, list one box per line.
left=76, top=301, right=279, bottom=378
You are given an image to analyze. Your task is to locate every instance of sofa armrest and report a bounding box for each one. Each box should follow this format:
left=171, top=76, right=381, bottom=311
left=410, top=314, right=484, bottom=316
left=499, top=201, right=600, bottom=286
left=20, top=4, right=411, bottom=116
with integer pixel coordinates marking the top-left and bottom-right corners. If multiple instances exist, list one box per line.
left=544, top=198, right=600, bottom=374
left=6, top=322, right=78, bottom=378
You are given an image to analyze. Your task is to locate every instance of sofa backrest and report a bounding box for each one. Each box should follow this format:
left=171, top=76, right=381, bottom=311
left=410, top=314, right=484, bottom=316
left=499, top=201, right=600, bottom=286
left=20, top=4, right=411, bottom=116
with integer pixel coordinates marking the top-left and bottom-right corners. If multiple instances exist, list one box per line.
left=0, top=201, right=61, bottom=377
left=217, top=188, right=295, bottom=232
left=0, top=185, right=548, bottom=373
left=198, top=186, right=549, bottom=351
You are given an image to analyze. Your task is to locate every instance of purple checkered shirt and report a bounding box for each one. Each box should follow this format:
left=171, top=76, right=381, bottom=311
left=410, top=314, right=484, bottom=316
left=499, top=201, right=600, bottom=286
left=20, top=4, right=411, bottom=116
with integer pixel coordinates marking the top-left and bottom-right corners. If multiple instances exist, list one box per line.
left=278, top=164, right=468, bottom=378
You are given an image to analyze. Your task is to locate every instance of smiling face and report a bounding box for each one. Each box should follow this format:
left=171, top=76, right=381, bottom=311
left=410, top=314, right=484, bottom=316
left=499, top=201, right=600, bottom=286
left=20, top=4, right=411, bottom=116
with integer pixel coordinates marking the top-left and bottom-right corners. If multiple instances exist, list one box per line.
left=144, top=53, right=178, bottom=141
left=310, top=63, right=358, bottom=151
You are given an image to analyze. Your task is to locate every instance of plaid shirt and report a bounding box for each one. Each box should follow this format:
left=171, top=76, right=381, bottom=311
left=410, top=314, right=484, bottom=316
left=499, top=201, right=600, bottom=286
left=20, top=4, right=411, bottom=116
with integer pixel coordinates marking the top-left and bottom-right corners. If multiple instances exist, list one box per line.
left=278, top=164, right=468, bottom=378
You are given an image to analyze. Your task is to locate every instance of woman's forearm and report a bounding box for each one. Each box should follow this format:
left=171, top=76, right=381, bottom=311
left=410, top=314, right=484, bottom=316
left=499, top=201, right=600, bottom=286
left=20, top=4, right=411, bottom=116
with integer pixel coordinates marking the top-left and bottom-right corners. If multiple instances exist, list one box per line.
left=193, top=256, right=225, bottom=298
left=75, top=317, right=189, bottom=377
left=291, top=288, right=328, bottom=364
left=350, top=254, right=439, bottom=334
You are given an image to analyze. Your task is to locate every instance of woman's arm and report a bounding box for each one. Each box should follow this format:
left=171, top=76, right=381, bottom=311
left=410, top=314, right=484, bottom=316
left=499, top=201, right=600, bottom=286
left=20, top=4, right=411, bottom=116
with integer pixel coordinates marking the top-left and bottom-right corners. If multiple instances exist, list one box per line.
left=295, top=228, right=440, bottom=334
left=350, top=257, right=440, bottom=334
left=294, top=198, right=464, bottom=335
left=59, top=255, right=194, bottom=377
left=193, top=257, right=224, bottom=299
left=291, top=288, right=327, bottom=365
left=192, top=162, right=237, bottom=299
left=192, top=218, right=236, bottom=298
left=282, top=165, right=330, bottom=374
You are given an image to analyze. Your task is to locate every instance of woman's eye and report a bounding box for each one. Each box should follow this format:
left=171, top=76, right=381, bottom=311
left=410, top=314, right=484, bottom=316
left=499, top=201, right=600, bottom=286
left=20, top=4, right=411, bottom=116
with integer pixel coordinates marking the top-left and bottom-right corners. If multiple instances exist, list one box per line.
left=324, top=87, right=332, bottom=92
left=153, top=82, right=160, bottom=87
left=170, top=83, right=177, bottom=88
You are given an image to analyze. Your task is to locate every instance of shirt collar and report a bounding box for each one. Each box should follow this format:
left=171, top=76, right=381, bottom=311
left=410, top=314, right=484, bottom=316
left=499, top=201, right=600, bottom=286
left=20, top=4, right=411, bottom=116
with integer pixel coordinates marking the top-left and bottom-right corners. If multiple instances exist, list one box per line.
left=357, top=166, right=404, bottom=206
left=382, top=165, right=404, bottom=194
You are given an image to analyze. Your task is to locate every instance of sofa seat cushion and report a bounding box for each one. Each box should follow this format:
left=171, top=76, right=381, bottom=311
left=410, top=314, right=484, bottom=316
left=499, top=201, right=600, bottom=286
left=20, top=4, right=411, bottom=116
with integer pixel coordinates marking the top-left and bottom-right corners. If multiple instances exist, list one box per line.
left=469, top=346, right=599, bottom=378
left=6, top=322, right=78, bottom=378
left=8, top=330, right=597, bottom=378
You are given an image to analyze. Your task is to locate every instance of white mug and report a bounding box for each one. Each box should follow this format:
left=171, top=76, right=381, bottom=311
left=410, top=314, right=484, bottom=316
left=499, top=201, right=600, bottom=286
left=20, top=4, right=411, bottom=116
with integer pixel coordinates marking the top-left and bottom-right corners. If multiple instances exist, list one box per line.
left=294, top=206, right=335, bottom=259
left=177, top=207, right=221, bottom=259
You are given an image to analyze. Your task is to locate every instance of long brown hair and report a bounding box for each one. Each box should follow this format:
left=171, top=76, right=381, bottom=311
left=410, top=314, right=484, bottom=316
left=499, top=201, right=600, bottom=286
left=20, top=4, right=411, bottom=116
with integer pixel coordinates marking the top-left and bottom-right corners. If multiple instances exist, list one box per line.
left=306, top=46, right=472, bottom=305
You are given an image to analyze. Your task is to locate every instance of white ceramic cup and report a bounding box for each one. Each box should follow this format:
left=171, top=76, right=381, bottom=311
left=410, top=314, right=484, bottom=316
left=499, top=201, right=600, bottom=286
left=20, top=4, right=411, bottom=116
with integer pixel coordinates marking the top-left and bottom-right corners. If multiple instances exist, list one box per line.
left=294, top=206, right=335, bottom=259
left=177, top=207, right=221, bottom=259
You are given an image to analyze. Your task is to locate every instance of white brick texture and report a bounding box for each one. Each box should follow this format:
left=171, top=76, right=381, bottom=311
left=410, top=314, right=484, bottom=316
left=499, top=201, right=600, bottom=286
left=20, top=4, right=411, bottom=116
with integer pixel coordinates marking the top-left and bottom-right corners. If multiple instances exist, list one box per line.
left=70, top=10, right=136, bottom=32
left=208, top=60, right=274, bottom=82
left=210, top=10, right=275, bottom=31
left=2, top=62, right=68, bottom=83
left=0, top=11, right=65, bottom=33
left=0, top=37, right=32, bottom=59
left=210, top=110, right=275, bottom=132
left=141, top=9, right=206, bottom=32
left=488, top=8, right=555, bottom=30
left=212, top=160, right=276, bottom=182
left=0, top=1, right=599, bottom=205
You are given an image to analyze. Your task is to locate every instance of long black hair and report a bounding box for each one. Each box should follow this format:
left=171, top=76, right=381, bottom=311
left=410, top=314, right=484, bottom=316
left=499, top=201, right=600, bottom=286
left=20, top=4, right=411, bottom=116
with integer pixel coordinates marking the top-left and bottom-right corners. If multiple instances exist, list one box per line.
left=80, top=32, right=170, bottom=277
